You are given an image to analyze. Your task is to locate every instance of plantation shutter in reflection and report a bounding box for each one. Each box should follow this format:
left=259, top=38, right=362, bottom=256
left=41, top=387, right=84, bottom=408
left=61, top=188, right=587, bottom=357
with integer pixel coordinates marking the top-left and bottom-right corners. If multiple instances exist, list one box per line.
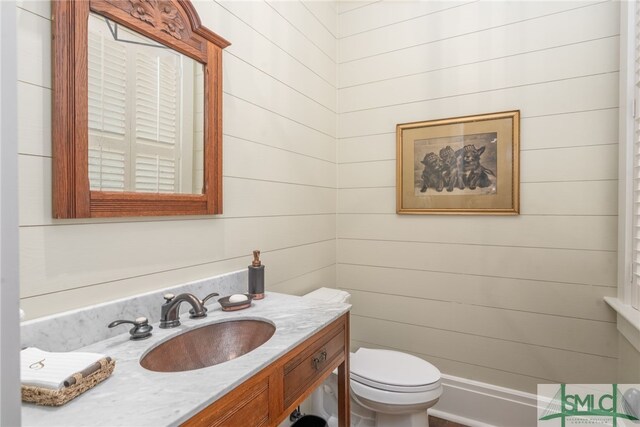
left=634, top=4, right=640, bottom=309
left=135, top=155, right=177, bottom=193
left=87, top=29, right=128, bottom=191
left=88, top=15, right=184, bottom=194
left=134, top=51, right=181, bottom=193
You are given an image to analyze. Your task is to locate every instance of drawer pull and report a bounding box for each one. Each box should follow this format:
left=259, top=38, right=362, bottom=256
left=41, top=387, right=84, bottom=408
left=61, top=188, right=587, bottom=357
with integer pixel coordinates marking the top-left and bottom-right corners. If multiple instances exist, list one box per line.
left=312, top=350, right=327, bottom=370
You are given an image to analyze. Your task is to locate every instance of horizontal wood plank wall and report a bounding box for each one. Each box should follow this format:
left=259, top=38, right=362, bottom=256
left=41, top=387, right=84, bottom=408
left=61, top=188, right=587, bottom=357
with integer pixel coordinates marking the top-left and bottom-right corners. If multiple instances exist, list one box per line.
left=336, top=0, right=620, bottom=393
left=16, top=0, right=338, bottom=319
left=619, top=333, right=640, bottom=383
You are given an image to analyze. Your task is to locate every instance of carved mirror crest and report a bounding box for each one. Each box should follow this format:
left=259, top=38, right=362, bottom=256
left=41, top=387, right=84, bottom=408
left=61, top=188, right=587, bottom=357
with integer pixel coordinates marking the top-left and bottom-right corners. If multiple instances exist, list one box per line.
left=52, top=0, right=230, bottom=218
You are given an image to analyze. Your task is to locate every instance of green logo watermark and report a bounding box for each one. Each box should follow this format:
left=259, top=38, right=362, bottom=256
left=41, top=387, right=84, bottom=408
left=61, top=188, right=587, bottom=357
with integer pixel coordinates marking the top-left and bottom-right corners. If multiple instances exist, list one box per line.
left=538, top=384, right=640, bottom=427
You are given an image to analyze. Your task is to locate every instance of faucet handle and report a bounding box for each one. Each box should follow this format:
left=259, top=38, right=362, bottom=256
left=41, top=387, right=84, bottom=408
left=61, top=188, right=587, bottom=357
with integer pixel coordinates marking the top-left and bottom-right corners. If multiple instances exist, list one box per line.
left=202, top=292, right=219, bottom=305
left=163, top=293, right=175, bottom=302
left=189, top=292, right=219, bottom=317
left=108, top=316, right=153, bottom=340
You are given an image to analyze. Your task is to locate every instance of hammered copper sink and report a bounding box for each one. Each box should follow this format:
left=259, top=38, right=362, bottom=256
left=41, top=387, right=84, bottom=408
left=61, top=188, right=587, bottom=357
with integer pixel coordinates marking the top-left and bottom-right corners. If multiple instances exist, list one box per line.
left=140, top=320, right=276, bottom=373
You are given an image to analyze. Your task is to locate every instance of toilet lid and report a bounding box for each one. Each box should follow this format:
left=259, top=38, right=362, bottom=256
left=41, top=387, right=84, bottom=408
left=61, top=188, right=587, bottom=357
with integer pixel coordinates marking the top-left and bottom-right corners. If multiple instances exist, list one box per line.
left=351, top=348, right=441, bottom=392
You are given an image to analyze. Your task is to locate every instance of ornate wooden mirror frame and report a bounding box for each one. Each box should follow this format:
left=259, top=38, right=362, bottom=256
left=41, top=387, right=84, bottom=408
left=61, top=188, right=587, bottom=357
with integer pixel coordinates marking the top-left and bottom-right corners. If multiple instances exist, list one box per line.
left=52, top=0, right=230, bottom=218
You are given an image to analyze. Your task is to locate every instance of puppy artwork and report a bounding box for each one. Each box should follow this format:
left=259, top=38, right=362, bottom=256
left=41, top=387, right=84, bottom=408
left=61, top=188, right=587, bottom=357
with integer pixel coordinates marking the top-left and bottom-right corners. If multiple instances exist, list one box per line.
left=413, top=133, right=498, bottom=196
left=419, top=152, right=445, bottom=193
left=396, top=110, right=519, bottom=215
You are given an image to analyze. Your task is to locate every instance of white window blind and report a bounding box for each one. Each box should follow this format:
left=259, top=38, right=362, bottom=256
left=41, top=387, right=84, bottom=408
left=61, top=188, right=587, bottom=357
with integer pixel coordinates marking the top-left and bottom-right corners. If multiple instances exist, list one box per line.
left=88, top=147, right=126, bottom=191
left=87, top=30, right=128, bottom=191
left=135, top=155, right=176, bottom=193
left=133, top=52, right=180, bottom=193
left=633, top=3, right=640, bottom=309
left=87, top=15, right=183, bottom=193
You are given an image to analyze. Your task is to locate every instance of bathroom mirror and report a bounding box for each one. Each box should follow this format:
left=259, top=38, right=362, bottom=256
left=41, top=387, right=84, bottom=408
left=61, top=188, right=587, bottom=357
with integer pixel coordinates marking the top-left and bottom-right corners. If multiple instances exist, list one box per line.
left=52, top=0, right=230, bottom=218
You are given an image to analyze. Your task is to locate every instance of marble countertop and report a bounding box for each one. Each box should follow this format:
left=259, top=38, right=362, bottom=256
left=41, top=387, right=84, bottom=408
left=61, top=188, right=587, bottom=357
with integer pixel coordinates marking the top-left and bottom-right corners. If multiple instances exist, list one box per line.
left=22, top=292, right=350, bottom=427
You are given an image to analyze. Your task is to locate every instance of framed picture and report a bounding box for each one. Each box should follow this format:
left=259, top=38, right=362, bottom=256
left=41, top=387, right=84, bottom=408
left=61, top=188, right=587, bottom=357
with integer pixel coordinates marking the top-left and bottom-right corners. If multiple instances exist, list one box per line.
left=396, top=111, right=520, bottom=215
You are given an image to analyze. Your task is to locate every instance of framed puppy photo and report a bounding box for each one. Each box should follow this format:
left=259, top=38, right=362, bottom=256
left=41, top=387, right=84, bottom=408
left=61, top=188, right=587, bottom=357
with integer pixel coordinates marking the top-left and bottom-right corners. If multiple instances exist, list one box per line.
left=396, top=111, right=520, bottom=215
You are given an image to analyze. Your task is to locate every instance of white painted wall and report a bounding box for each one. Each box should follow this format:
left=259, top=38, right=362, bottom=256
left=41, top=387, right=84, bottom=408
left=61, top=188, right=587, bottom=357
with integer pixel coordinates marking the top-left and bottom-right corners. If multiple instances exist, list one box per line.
left=336, top=0, right=621, bottom=393
left=16, top=0, right=337, bottom=319
left=14, top=0, right=628, bottom=402
left=620, top=333, right=640, bottom=383
left=0, top=0, right=21, bottom=424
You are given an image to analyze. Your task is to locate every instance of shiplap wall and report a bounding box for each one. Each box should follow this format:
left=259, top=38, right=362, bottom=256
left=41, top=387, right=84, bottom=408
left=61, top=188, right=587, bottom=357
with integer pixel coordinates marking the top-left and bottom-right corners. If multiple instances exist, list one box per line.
left=16, top=0, right=627, bottom=394
left=336, top=0, right=621, bottom=393
left=16, top=0, right=337, bottom=319
left=620, top=334, right=640, bottom=383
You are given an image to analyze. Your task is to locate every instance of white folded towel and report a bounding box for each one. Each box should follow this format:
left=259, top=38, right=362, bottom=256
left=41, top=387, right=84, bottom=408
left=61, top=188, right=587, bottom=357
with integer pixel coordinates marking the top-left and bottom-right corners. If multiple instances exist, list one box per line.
left=21, top=347, right=108, bottom=390
left=302, top=287, right=351, bottom=304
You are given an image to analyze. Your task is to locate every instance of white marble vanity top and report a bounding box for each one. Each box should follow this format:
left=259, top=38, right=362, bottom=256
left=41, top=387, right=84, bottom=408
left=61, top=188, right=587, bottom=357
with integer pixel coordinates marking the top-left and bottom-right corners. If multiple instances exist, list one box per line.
left=21, top=292, right=350, bottom=427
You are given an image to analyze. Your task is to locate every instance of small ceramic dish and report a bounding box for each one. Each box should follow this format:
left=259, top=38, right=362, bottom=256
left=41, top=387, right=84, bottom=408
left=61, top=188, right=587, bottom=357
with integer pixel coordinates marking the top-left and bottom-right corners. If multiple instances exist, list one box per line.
left=218, top=293, right=254, bottom=312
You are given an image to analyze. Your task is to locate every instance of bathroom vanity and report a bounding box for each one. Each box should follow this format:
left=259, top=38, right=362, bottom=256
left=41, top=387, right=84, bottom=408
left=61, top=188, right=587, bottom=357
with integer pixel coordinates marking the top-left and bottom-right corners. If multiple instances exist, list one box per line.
left=21, top=279, right=351, bottom=427
left=184, top=313, right=349, bottom=427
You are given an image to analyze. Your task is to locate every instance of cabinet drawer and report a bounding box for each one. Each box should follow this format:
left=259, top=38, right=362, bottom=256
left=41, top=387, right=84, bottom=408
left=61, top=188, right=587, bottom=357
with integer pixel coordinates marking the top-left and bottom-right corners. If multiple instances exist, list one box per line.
left=283, top=325, right=345, bottom=408
left=182, top=378, right=269, bottom=427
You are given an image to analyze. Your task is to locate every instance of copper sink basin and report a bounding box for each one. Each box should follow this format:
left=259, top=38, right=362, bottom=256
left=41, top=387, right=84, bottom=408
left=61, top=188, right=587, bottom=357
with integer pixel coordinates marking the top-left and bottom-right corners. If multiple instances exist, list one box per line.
left=140, top=319, right=276, bottom=373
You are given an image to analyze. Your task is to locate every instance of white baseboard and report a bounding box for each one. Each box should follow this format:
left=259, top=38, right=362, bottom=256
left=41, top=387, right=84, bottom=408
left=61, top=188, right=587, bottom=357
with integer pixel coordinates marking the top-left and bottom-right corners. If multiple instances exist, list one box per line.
left=428, top=374, right=538, bottom=427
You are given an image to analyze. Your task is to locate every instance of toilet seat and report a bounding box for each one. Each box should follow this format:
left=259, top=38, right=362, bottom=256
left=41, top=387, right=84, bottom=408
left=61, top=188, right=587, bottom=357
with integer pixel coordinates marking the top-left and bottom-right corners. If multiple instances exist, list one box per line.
left=350, top=348, right=441, bottom=392
left=351, top=379, right=443, bottom=407
left=351, top=373, right=441, bottom=393
left=349, top=348, right=442, bottom=407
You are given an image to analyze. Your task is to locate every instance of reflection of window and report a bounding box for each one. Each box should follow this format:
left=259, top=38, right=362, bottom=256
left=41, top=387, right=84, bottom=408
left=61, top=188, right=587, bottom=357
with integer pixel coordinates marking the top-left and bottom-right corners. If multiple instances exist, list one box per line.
left=633, top=4, right=640, bottom=310
left=621, top=1, right=640, bottom=311
left=133, top=51, right=180, bottom=193
left=88, top=28, right=128, bottom=191
left=87, top=14, right=199, bottom=194
left=631, top=2, right=640, bottom=311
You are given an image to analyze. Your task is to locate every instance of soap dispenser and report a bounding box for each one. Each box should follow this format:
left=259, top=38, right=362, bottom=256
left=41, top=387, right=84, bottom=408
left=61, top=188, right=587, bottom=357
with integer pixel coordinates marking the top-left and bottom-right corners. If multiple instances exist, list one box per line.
left=248, top=250, right=265, bottom=299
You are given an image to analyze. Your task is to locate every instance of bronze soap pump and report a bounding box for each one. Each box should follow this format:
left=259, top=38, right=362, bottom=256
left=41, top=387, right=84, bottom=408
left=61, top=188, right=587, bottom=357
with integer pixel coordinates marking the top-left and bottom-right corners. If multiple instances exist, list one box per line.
left=248, top=250, right=265, bottom=299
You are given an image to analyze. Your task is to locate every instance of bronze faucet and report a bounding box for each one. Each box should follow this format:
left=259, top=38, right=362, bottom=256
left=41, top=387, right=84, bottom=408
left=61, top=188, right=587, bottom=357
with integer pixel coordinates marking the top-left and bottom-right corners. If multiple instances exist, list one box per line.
left=159, top=293, right=215, bottom=329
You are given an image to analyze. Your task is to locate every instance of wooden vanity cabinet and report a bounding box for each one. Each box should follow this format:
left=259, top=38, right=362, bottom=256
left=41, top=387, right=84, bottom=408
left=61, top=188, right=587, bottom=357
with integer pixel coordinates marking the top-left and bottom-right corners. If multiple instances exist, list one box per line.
left=182, top=313, right=350, bottom=427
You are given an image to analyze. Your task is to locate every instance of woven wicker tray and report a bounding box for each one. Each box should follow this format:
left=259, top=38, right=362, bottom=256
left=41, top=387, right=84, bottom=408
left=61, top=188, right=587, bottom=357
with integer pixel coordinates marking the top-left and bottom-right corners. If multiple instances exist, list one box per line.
left=22, top=359, right=116, bottom=407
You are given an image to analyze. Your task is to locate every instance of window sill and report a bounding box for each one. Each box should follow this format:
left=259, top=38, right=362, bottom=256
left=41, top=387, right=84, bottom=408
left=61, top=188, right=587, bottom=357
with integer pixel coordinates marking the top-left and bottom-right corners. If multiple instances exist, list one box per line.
left=605, top=297, right=640, bottom=353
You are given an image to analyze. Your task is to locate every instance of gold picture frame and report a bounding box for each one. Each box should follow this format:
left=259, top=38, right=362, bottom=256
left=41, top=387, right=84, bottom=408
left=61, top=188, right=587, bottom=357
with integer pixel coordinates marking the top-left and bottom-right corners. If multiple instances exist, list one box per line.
left=396, top=111, right=520, bottom=215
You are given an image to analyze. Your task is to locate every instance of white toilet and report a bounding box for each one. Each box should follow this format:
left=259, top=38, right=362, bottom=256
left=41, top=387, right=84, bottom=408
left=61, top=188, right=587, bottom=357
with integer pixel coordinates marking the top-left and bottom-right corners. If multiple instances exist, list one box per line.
left=303, top=288, right=443, bottom=427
